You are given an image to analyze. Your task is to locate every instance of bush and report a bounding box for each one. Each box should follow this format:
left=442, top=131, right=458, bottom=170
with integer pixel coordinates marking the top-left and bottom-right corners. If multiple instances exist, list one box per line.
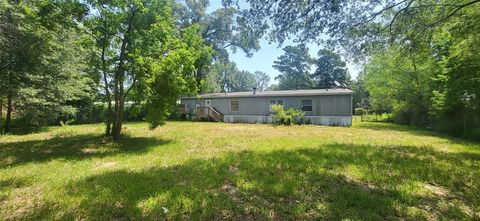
left=354, top=108, right=368, bottom=116
left=272, top=105, right=306, bottom=126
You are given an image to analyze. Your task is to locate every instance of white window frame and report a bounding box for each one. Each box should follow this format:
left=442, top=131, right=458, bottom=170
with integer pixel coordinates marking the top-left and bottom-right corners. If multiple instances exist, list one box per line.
left=269, top=99, right=285, bottom=112
left=301, top=100, right=313, bottom=112
left=230, top=100, right=239, bottom=112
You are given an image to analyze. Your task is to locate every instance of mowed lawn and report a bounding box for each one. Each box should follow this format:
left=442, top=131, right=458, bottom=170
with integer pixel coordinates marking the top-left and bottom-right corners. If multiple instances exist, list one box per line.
left=0, top=122, right=479, bottom=220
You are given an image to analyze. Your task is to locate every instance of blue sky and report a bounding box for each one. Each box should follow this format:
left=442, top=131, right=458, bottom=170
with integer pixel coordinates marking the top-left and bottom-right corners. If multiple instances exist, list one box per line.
left=207, top=1, right=362, bottom=85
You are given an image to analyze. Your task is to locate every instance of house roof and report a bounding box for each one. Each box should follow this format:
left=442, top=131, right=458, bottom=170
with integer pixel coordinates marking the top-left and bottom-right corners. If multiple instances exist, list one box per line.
left=182, top=88, right=353, bottom=99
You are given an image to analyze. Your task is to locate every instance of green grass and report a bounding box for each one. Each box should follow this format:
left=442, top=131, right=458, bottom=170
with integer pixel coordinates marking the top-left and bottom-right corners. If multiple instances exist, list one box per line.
left=0, top=122, right=479, bottom=220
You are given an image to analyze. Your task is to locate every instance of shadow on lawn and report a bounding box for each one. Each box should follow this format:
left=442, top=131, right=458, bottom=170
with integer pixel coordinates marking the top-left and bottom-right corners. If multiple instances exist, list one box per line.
left=0, top=134, right=170, bottom=168
left=354, top=122, right=480, bottom=144
left=49, top=143, right=480, bottom=220
left=354, top=122, right=439, bottom=136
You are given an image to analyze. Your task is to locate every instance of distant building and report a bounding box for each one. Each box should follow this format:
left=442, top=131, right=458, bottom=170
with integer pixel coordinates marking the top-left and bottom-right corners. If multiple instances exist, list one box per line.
left=178, top=88, right=352, bottom=126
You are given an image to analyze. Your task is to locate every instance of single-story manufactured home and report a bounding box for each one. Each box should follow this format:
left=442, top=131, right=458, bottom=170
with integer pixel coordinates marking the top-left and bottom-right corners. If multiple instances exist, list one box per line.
left=178, top=88, right=353, bottom=126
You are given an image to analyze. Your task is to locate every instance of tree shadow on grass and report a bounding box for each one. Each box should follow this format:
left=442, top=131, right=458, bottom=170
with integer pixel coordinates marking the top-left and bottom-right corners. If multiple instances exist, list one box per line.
left=45, top=143, right=480, bottom=220
left=0, top=134, right=171, bottom=168
left=354, top=122, right=480, bottom=144
left=3, top=126, right=50, bottom=135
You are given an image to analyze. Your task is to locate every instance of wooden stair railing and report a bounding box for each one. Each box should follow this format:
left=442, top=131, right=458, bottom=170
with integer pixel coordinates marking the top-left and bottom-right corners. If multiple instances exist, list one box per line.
left=196, top=107, right=224, bottom=122
left=210, top=107, right=224, bottom=122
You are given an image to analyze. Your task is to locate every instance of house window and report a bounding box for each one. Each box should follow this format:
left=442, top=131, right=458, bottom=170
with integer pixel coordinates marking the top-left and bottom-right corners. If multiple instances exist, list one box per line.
left=302, top=100, right=313, bottom=111
left=230, top=100, right=239, bottom=112
left=269, top=99, right=284, bottom=111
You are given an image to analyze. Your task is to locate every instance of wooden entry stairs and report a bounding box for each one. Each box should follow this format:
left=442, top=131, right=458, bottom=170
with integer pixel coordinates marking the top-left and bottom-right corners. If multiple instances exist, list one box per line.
left=196, top=107, right=224, bottom=122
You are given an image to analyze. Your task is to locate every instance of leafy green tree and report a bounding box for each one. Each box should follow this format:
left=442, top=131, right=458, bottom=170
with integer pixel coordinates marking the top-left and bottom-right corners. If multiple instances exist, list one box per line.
left=273, top=44, right=313, bottom=90
left=312, top=49, right=350, bottom=89
left=238, top=0, right=480, bottom=56
left=267, top=84, right=280, bottom=91
left=351, top=71, right=371, bottom=110
left=228, top=0, right=480, bottom=138
left=430, top=6, right=480, bottom=135
left=364, top=44, right=436, bottom=125
left=253, top=71, right=270, bottom=91
left=204, top=61, right=268, bottom=92
left=0, top=0, right=94, bottom=133
left=83, top=0, right=212, bottom=140
left=225, top=70, right=256, bottom=92
left=175, top=0, right=263, bottom=91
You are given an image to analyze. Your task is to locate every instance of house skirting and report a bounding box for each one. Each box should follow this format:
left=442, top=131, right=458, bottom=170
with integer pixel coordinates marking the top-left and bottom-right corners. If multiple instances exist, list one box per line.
left=223, top=115, right=352, bottom=126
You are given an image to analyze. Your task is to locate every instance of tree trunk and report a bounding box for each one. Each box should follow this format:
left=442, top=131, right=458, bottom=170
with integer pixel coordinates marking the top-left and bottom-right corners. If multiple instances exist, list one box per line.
left=0, top=95, right=3, bottom=118
left=101, top=36, right=113, bottom=136
left=0, top=95, right=3, bottom=133
left=113, top=81, right=125, bottom=141
left=112, top=17, right=133, bottom=141
left=196, top=68, right=203, bottom=93
left=112, top=72, right=120, bottom=140
left=5, top=93, right=12, bottom=134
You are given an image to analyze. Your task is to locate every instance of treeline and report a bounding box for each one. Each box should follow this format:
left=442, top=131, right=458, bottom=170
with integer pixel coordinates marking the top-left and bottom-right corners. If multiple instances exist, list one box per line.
left=359, top=6, right=480, bottom=138
left=201, top=61, right=270, bottom=93
left=268, top=45, right=351, bottom=91
left=1, top=0, right=479, bottom=139
left=234, top=0, right=480, bottom=139
left=0, top=0, right=96, bottom=133
left=0, top=0, right=266, bottom=138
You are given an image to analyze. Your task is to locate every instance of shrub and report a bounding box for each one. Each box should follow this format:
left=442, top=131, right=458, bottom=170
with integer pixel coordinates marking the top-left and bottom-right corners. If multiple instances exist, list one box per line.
left=272, top=105, right=306, bottom=126
left=354, top=108, right=368, bottom=116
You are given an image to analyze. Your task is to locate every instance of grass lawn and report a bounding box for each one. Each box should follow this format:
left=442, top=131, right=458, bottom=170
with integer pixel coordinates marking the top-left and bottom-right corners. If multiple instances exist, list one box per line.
left=0, top=122, right=479, bottom=220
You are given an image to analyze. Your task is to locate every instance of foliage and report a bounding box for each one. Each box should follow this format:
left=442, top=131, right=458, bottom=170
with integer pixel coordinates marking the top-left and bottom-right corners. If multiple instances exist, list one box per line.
left=174, top=0, right=264, bottom=91
left=365, top=45, right=435, bottom=125
left=351, top=72, right=371, bottom=111
left=175, top=0, right=262, bottom=60
left=82, top=0, right=213, bottom=138
left=362, top=3, right=480, bottom=137
left=273, top=46, right=351, bottom=90
left=253, top=71, right=270, bottom=91
left=352, top=114, right=392, bottom=123
left=225, top=70, right=257, bottom=92
left=312, top=49, right=351, bottom=89
left=271, top=105, right=306, bottom=126
left=236, top=0, right=480, bottom=57
left=140, top=24, right=213, bottom=129
left=204, top=61, right=268, bottom=93
left=273, top=44, right=314, bottom=90
left=72, top=103, right=147, bottom=125
left=354, top=108, right=368, bottom=116
left=0, top=0, right=95, bottom=132
left=1, top=122, right=479, bottom=220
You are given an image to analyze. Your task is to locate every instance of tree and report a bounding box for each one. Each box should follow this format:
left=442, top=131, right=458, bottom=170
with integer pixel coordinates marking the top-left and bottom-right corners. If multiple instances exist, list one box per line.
left=225, top=70, right=256, bottom=92
left=82, top=0, right=212, bottom=140
left=233, top=0, right=480, bottom=138
left=0, top=0, right=94, bottom=133
left=238, top=0, right=480, bottom=57
left=312, top=49, right=350, bottom=89
left=253, top=71, right=270, bottom=91
left=174, top=0, right=263, bottom=91
left=364, top=44, right=436, bottom=125
left=351, top=71, right=370, bottom=111
left=204, top=61, right=268, bottom=92
left=431, top=6, right=480, bottom=135
left=273, top=44, right=313, bottom=90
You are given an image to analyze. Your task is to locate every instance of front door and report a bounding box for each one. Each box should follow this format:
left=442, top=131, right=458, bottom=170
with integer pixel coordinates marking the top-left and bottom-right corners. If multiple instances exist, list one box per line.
left=205, top=100, right=212, bottom=107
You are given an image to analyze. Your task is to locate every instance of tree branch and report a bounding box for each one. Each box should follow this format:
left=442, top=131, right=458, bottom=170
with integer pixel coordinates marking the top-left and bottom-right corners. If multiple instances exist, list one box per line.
left=427, top=0, right=480, bottom=27
left=380, top=0, right=415, bottom=33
